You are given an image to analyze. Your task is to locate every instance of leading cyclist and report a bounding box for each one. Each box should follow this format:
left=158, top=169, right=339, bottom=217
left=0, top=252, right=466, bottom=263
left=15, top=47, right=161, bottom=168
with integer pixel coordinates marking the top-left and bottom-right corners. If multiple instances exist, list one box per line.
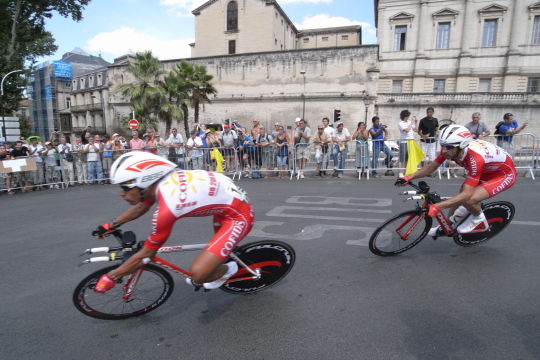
left=92, top=152, right=254, bottom=293
left=395, top=124, right=516, bottom=235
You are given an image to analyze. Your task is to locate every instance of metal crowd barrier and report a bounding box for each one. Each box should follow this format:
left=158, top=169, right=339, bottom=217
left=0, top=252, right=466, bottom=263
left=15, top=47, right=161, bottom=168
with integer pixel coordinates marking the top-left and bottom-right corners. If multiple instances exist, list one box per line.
left=1, top=135, right=537, bottom=194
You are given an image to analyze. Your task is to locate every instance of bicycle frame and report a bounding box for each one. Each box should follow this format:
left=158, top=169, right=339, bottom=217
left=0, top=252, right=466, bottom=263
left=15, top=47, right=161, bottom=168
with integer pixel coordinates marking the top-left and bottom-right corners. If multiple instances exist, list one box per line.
left=81, top=240, right=262, bottom=300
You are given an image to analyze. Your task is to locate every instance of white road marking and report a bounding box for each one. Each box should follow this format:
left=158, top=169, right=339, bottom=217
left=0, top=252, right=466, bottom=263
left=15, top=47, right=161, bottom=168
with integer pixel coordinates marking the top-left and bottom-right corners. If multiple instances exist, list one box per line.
left=285, top=196, right=392, bottom=207
left=266, top=206, right=389, bottom=222
left=513, top=221, right=540, bottom=226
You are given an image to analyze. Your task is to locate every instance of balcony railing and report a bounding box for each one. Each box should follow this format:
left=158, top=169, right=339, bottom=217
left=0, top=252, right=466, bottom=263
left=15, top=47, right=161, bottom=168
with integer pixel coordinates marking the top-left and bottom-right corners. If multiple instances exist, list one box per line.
left=377, top=92, right=540, bottom=105
left=70, top=103, right=103, bottom=112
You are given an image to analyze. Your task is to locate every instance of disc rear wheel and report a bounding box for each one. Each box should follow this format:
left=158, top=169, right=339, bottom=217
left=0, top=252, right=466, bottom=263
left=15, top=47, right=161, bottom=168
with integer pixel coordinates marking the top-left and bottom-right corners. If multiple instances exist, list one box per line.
left=221, top=240, right=295, bottom=294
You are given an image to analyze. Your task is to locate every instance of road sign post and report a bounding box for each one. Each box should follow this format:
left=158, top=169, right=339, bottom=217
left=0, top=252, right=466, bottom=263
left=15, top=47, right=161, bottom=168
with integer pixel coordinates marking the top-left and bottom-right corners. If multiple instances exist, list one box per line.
left=128, top=119, right=139, bottom=130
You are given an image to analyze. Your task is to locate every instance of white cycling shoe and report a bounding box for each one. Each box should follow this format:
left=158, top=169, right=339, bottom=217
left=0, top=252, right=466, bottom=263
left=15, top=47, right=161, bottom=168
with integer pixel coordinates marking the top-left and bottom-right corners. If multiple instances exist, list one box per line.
left=428, top=206, right=470, bottom=237
left=457, top=212, right=489, bottom=233
left=185, top=261, right=238, bottom=290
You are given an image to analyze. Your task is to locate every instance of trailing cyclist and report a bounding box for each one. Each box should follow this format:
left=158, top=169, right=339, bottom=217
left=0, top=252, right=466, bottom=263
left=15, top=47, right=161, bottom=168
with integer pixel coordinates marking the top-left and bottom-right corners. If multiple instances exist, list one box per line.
left=92, top=152, right=254, bottom=293
left=395, top=124, right=516, bottom=235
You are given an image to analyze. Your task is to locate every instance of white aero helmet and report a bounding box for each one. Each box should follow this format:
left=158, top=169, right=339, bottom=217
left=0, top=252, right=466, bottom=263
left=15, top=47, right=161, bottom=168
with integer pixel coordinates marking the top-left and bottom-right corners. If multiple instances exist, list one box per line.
left=110, top=152, right=177, bottom=189
left=438, top=124, right=473, bottom=149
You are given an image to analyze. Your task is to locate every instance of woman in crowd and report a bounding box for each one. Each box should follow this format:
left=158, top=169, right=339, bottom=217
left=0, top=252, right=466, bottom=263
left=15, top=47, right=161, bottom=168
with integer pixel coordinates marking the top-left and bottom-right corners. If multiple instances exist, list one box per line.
left=398, top=109, right=417, bottom=177
left=352, top=121, right=370, bottom=178
left=274, top=126, right=290, bottom=179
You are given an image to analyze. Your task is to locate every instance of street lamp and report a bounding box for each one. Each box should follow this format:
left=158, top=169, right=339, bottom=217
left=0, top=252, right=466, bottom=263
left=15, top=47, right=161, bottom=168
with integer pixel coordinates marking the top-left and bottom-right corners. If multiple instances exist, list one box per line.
left=1, top=69, right=24, bottom=141
left=363, top=96, right=372, bottom=122
left=300, top=70, right=306, bottom=120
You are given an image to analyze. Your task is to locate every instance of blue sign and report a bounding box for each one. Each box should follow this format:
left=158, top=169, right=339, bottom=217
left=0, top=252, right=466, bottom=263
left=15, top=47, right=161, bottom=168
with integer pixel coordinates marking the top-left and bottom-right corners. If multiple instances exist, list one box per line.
left=54, top=61, right=72, bottom=78
left=44, top=85, right=53, bottom=100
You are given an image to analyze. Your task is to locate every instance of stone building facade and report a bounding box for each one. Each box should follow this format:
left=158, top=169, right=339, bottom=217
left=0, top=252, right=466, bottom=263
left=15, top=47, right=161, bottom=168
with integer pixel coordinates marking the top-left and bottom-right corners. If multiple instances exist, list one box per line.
left=375, top=0, right=540, bottom=137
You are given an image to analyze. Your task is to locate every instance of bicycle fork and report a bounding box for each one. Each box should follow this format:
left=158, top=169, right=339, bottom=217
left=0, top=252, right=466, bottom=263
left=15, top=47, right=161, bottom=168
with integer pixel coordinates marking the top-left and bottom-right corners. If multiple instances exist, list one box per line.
left=122, top=268, right=144, bottom=301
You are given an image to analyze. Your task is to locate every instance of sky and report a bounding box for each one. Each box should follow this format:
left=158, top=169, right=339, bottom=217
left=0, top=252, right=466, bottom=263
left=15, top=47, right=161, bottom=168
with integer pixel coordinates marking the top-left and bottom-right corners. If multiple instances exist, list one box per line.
left=39, top=0, right=377, bottom=64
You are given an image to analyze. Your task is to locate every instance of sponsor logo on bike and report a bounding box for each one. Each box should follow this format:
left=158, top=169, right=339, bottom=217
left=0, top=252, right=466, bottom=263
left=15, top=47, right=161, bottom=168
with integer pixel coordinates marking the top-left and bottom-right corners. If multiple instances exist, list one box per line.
left=220, top=221, right=246, bottom=257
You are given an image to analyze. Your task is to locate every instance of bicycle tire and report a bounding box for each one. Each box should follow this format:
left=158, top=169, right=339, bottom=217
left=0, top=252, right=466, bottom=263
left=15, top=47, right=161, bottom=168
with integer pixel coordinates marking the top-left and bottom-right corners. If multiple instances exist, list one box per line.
left=369, top=209, right=432, bottom=256
left=73, top=264, right=174, bottom=320
left=220, top=240, right=295, bottom=294
left=453, top=201, right=515, bottom=247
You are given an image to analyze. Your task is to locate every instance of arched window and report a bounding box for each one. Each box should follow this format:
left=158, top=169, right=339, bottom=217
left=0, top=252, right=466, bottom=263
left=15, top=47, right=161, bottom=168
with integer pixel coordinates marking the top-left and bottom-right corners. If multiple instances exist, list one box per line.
left=227, top=1, right=238, bottom=31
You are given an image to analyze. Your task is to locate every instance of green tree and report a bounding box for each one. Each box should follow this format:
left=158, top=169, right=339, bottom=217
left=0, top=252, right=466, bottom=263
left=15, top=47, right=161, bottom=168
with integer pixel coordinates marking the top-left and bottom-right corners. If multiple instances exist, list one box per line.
left=118, top=51, right=164, bottom=129
left=157, top=72, right=186, bottom=136
left=0, top=0, right=91, bottom=112
left=172, top=61, right=217, bottom=125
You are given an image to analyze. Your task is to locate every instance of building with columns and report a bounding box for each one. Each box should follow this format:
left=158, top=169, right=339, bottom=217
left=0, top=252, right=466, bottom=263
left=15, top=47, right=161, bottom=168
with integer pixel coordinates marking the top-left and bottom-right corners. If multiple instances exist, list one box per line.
left=375, top=0, right=540, bottom=135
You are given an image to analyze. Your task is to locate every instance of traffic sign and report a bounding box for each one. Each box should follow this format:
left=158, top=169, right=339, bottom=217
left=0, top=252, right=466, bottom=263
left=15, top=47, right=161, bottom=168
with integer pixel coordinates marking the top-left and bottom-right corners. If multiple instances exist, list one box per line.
left=128, top=119, right=139, bottom=130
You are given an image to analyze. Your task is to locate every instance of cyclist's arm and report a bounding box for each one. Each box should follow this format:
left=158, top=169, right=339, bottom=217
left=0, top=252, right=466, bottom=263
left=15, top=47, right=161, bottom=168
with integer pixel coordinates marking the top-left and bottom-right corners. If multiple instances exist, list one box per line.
left=112, top=202, right=153, bottom=227
left=434, top=183, right=476, bottom=210
left=407, top=161, right=440, bottom=181
left=107, top=247, right=157, bottom=280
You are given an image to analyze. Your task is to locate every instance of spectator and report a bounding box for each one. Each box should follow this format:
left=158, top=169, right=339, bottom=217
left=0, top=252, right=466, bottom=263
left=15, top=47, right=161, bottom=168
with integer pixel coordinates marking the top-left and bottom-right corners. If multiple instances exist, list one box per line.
left=465, top=112, right=490, bottom=140
left=353, top=122, right=370, bottom=178
left=142, top=133, right=157, bottom=155
left=369, top=116, right=393, bottom=177
left=274, top=127, right=290, bottom=179
left=231, top=119, right=244, bottom=135
left=10, top=141, right=31, bottom=192
left=219, top=124, right=238, bottom=171
left=256, top=127, right=274, bottom=176
left=498, top=113, right=528, bottom=157
left=322, top=117, right=336, bottom=172
left=186, top=130, right=204, bottom=170
left=28, top=136, right=45, bottom=189
left=73, top=137, right=87, bottom=184
left=85, top=137, right=103, bottom=184
left=332, top=122, right=351, bottom=178
left=236, top=132, right=252, bottom=176
left=398, top=109, right=417, bottom=177
left=42, top=141, right=60, bottom=188
left=251, top=119, right=261, bottom=138
left=81, top=126, right=92, bottom=144
left=154, top=134, right=169, bottom=159
left=418, top=107, right=439, bottom=166
left=196, top=125, right=211, bottom=170
left=312, top=124, right=331, bottom=176
left=294, top=119, right=311, bottom=178
left=0, top=144, right=14, bottom=194
left=118, top=136, right=127, bottom=148
left=112, top=138, right=125, bottom=161
left=101, top=135, right=114, bottom=180
left=166, top=128, right=185, bottom=168
left=271, top=122, right=281, bottom=138
left=129, top=130, right=145, bottom=151
left=57, top=137, right=75, bottom=186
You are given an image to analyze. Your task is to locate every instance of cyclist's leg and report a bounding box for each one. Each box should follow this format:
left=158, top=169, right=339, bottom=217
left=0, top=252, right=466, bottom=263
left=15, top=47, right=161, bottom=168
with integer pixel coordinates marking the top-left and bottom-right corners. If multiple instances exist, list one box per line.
left=190, top=203, right=254, bottom=284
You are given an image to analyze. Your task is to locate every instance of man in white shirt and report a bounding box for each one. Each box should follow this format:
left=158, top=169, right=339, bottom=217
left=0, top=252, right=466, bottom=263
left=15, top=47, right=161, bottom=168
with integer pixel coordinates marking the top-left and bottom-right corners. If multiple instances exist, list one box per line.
left=166, top=128, right=185, bottom=168
left=57, top=137, right=75, bottom=186
left=28, top=137, right=45, bottom=189
left=84, top=137, right=104, bottom=184
left=186, top=130, right=204, bottom=170
left=332, top=122, right=351, bottom=178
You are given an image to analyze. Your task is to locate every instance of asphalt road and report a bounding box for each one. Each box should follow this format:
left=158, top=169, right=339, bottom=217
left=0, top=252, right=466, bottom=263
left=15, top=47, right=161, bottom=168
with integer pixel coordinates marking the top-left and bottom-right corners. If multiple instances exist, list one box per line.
left=1, top=176, right=539, bottom=360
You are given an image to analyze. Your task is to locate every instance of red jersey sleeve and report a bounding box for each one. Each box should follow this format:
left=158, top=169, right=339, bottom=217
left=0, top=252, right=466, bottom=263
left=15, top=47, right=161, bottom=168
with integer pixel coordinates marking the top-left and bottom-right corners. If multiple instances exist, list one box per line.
left=143, top=191, right=176, bottom=251
left=462, top=151, right=485, bottom=187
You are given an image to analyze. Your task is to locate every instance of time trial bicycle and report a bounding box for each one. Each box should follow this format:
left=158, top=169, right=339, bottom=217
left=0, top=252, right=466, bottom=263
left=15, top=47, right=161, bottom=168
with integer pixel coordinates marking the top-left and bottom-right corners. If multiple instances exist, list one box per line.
left=369, top=181, right=515, bottom=256
left=73, top=230, right=295, bottom=319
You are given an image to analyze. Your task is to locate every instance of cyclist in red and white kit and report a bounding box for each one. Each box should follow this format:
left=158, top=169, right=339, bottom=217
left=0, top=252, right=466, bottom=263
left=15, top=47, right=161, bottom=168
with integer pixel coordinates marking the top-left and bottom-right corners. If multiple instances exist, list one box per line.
left=92, top=152, right=254, bottom=293
left=396, top=124, right=516, bottom=234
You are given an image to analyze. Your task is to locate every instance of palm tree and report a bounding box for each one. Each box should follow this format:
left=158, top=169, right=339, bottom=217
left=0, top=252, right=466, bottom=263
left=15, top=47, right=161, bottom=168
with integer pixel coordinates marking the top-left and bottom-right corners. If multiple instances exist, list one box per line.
left=118, top=51, right=164, bottom=129
left=172, top=61, right=217, bottom=124
left=157, top=72, right=185, bottom=136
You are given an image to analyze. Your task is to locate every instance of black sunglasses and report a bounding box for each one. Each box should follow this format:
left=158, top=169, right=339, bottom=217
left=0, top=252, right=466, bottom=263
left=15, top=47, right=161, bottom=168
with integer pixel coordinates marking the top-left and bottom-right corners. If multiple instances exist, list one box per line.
left=442, top=144, right=456, bottom=150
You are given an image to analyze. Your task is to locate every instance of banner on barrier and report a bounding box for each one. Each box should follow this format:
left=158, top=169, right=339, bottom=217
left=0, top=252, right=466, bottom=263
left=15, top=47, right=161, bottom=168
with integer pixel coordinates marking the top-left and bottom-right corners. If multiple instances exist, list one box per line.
left=0, top=157, right=37, bottom=174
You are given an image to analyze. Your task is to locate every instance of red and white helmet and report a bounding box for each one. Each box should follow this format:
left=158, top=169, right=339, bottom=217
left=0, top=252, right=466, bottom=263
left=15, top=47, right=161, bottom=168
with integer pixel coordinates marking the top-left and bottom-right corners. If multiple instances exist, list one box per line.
left=438, top=125, right=473, bottom=149
left=110, top=152, right=177, bottom=189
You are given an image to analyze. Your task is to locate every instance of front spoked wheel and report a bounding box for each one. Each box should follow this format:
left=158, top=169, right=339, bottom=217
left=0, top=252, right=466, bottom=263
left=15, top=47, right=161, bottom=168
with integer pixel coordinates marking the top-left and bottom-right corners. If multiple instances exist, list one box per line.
left=454, top=201, right=515, bottom=247
left=221, top=240, right=296, bottom=294
left=369, top=210, right=432, bottom=256
left=73, top=264, right=174, bottom=320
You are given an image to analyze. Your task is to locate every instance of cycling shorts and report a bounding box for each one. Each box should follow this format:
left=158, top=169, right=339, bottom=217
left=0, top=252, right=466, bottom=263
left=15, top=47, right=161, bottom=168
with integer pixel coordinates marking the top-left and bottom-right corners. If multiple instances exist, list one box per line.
left=479, top=158, right=516, bottom=197
left=205, top=198, right=254, bottom=259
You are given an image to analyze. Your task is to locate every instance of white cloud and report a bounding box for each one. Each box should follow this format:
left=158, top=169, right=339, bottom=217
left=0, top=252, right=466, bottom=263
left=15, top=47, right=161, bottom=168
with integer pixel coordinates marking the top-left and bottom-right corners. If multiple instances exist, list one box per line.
left=160, top=0, right=207, bottom=16
left=86, top=27, right=194, bottom=60
left=295, top=14, right=377, bottom=43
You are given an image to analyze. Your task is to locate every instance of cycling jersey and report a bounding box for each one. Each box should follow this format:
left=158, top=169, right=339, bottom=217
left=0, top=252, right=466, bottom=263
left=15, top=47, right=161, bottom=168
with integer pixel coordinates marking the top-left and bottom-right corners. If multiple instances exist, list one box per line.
left=143, top=170, right=254, bottom=259
left=435, top=139, right=516, bottom=197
